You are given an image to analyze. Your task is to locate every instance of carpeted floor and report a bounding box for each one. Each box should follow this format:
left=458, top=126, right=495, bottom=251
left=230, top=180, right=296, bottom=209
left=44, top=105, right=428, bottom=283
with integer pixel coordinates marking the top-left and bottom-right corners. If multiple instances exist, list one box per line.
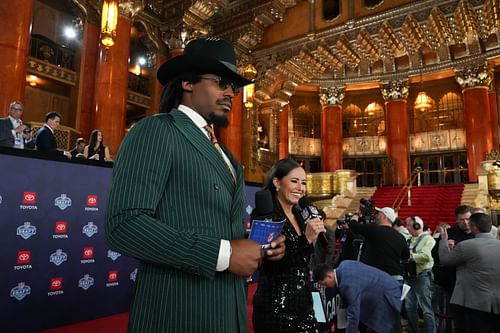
left=38, top=282, right=258, bottom=333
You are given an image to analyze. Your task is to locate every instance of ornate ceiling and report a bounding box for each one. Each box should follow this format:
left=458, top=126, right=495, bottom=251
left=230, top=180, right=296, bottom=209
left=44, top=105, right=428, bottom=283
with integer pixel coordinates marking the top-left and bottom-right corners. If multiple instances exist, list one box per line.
left=76, top=0, right=500, bottom=105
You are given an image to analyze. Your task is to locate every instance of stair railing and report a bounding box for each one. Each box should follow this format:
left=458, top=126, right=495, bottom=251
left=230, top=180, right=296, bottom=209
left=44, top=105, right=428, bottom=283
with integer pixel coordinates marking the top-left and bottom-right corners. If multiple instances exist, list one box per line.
left=392, top=168, right=421, bottom=212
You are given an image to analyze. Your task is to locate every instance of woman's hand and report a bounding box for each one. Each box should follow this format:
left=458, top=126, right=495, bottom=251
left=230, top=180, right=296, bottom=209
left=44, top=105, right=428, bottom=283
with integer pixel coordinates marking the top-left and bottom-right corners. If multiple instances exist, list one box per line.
left=304, top=216, right=326, bottom=244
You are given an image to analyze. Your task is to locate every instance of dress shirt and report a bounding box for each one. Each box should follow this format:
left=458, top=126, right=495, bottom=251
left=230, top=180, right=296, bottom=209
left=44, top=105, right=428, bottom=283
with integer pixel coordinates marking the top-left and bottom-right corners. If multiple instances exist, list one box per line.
left=9, top=116, right=24, bottom=148
left=177, top=104, right=232, bottom=271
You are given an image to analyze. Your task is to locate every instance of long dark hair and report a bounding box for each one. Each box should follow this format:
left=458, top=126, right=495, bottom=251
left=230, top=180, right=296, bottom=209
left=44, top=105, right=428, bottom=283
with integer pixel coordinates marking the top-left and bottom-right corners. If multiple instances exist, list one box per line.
left=159, top=72, right=202, bottom=113
left=88, top=129, right=104, bottom=157
left=263, top=158, right=302, bottom=194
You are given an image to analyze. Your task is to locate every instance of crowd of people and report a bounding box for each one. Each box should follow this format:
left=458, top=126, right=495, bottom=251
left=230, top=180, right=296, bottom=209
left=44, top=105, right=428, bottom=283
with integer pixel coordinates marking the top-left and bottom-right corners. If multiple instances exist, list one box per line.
left=4, top=36, right=499, bottom=333
left=0, top=101, right=111, bottom=161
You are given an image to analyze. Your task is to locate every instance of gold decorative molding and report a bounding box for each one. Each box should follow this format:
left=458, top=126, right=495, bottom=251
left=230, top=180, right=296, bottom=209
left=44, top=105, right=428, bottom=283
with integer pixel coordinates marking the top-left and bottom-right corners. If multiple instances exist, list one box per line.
left=320, top=86, right=345, bottom=106
left=381, top=80, right=409, bottom=101
left=27, top=57, right=77, bottom=86
left=128, top=91, right=151, bottom=108
left=455, top=62, right=493, bottom=89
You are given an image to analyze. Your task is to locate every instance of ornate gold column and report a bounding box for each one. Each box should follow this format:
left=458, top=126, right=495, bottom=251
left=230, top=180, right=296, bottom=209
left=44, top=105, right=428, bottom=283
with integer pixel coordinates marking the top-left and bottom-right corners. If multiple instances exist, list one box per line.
left=382, top=80, right=410, bottom=185
left=0, top=0, right=34, bottom=115
left=456, top=63, right=493, bottom=182
left=320, top=86, right=345, bottom=172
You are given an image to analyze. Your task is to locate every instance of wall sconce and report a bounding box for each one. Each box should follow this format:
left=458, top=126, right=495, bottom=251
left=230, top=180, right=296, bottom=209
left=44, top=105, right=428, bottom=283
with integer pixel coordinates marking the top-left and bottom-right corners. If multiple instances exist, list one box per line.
left=100, top=0, right=119, bottom=48
left=26, top=75, right=38, bottom=87
left=242, top=51, right=257, bottom=117
left=243, top=83, right=255, bottom=111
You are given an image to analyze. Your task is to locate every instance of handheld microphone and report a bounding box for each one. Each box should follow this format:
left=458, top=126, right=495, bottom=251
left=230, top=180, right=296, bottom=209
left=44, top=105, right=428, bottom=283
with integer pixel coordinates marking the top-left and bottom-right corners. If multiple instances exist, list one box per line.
left=298, top=197, right=322, bottom=221
left=298, top=196, right=328, bottom=243
left=253, top=189, right=274, bottom=220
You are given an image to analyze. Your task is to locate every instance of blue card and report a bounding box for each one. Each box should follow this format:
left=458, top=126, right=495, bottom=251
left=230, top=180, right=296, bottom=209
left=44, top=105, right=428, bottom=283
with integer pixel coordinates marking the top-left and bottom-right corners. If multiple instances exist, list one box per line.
left=248, top=219, right=285, bottom=248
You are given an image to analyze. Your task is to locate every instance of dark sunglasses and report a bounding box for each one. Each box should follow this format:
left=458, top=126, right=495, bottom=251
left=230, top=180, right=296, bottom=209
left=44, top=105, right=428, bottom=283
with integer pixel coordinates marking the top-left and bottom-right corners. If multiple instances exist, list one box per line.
left=200, top=76, right=240, bottom=94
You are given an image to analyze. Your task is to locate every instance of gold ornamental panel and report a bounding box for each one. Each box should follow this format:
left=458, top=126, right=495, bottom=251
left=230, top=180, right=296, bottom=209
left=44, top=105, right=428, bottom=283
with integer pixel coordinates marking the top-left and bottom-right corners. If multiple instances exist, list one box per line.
left=306, top=172, right=335, bottom=199
left=306, top=169, right=357, bottom=199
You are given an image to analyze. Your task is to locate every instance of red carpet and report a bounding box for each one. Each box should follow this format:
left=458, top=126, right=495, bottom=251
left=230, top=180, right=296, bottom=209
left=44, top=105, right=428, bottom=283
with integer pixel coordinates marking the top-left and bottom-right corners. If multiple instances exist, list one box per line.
left=371, top=184, right=464, bottom=230
left=38, top=282, right=258, bottom=333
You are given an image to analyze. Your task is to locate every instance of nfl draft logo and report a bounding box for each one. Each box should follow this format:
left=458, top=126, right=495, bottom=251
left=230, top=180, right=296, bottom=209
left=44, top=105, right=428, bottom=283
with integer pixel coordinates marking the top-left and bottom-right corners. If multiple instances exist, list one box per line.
left=82, top=222, right=98, bottom=237
left=54, top=194, right=72, bottom=210
left=16, top=222, right=37, bottom=240
left=107, top=249, right=121, bottom=261
left=130, top=268, right=138, bottom=282
left=50, top=249, right=68, bottom=266
left=78, top=274, right=94, bottom=290
left=10, top=282, right=31, bottom=301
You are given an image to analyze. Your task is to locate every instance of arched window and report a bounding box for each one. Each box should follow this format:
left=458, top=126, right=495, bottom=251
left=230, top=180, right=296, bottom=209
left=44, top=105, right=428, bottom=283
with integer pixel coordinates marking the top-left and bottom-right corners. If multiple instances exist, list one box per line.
left=343, top=102, right=384, bottom=137
left=413, top=92, right=463, bottom=132
left=323, top=0, right=341, bottom=21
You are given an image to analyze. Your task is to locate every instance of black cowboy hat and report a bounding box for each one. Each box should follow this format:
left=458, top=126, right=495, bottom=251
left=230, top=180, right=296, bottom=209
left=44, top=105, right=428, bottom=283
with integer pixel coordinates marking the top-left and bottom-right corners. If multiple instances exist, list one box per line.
left=157, top=37, right=253, bottom=87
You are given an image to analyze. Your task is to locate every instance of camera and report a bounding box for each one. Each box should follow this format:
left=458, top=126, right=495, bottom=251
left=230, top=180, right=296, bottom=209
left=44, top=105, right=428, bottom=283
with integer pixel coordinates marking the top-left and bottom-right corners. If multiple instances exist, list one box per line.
left=359, top=198, right=376, bottom=224
left=337, top=212, right=353, bottom=226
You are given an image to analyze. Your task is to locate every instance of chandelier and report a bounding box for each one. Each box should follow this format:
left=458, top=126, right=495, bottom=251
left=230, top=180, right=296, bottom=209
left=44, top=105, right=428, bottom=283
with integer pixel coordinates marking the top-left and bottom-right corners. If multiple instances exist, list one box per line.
left=413, top=62, right=433, bottom=112
left=414, top=91, right=433, bottom=112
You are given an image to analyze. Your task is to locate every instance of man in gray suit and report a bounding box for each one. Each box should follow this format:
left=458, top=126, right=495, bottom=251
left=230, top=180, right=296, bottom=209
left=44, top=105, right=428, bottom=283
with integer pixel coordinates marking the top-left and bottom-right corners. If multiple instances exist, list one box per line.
left=438, top=213, right=500, bottom=333
left=106, top=38, right=285, bottom=333
left=0, top=100, right=34, bottom=148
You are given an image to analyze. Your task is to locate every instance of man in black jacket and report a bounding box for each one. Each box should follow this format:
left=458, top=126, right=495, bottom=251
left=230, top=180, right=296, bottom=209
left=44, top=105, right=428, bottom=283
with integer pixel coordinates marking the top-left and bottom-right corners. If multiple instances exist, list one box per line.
left=35, top=111, right=71, bottom=158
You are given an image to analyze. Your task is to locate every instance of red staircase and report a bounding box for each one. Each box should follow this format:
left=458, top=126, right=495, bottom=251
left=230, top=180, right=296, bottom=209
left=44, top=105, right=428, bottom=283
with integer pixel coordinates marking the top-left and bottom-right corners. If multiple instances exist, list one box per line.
left=370, top=184, right=464, bottom=231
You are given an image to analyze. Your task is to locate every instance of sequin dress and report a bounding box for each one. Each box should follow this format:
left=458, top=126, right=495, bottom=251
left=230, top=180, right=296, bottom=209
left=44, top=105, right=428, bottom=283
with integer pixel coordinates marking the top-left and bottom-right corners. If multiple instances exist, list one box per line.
left=252, top=207, right=318, bottom=333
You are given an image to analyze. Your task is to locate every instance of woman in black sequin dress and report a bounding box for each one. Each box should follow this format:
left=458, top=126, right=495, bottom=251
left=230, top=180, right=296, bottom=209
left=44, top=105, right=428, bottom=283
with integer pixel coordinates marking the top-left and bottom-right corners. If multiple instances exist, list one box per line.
left=252, top=158, right=326, bottom=333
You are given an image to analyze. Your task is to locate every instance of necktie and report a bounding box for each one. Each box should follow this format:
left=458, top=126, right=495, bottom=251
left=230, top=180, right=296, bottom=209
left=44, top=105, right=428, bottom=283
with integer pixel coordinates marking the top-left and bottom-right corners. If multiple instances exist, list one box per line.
left=204, top=125, right=236, bottom=183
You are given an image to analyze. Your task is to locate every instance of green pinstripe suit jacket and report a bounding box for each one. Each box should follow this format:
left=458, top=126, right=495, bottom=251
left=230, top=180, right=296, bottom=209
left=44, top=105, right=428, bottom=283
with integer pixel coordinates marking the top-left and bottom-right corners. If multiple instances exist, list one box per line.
left=106, top=109, right=247, bottom=333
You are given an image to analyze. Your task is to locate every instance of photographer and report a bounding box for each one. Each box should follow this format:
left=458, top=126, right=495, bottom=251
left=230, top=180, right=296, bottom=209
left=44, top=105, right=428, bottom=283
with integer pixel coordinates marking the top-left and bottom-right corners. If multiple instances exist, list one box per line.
left=341, top=206, right=410, bottom=279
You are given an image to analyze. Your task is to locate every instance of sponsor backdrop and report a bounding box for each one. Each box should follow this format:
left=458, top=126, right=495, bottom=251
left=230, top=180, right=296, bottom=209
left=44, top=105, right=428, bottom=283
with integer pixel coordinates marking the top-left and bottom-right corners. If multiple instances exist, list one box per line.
left=0, top=154, right=138, bottom=332
left=0, top=152, right=265, bottom=332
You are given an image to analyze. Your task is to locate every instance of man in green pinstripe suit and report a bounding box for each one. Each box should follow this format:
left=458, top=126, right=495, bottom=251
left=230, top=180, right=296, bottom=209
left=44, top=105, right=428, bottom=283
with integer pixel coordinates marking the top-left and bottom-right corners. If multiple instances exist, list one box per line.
left=106, top=38, right=286, bottom=332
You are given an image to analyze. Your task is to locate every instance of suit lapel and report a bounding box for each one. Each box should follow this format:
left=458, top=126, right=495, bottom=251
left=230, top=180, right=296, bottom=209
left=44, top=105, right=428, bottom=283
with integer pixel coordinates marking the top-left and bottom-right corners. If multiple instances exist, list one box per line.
left=169, top=109, right=236, bottom=190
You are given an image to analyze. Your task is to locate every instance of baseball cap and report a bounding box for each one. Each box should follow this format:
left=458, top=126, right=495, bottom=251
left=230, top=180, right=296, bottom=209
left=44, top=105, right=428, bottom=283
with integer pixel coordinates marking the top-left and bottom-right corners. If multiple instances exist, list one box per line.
left=375, top=207, right=397, bottom=223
